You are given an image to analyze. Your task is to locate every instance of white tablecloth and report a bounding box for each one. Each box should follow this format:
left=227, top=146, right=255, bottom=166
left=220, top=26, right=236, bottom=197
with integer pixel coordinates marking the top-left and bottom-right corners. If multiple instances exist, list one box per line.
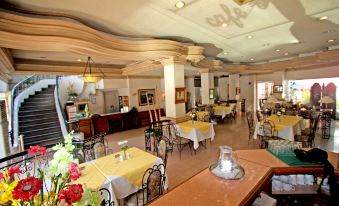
left=175, top=122, right=215, bottom=149
left=254, top=117, right=305, bottom=141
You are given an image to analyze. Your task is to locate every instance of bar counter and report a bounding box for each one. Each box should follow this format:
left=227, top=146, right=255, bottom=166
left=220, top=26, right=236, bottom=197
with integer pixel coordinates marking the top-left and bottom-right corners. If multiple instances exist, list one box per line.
left=150, top=149, right=338, bottom=206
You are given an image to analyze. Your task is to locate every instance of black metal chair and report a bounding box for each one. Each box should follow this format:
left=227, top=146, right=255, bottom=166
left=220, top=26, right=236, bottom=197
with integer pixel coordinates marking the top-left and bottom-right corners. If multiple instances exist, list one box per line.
left=295, top=114, right=320, bottom=147
left=156, top=139, right=168, bottom=168
left=258, top=120, right=278, bottom=148
left=246, top=111, right=255, bottom=143
left=256, top=110, right=265, bottom=122
left=171, top=124, right=194, bottom=160
left=126, top=164, right=166, bottom=206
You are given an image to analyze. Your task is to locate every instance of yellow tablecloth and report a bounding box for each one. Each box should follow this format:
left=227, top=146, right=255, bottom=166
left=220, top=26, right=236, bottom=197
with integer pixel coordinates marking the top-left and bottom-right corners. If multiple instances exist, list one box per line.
left=93, top=147, right=158, bottom=187
left=177, top=121, right=211, bottom=135
left=186, top=111, right=207, bottom=120
left=266, top=115, right=302, bottom=131
left=75, top=163, right=108, bottom=190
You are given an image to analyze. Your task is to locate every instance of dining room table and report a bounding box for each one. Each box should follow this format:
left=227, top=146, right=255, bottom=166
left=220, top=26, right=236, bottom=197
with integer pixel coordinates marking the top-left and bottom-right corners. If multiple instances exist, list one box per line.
left=75, top=147, right=166, bottom=205
left=213, top=104, right=234, bottom=119
left=253, top=114, right=305, bottom=141
left=175, top=120, right=215, bottom=149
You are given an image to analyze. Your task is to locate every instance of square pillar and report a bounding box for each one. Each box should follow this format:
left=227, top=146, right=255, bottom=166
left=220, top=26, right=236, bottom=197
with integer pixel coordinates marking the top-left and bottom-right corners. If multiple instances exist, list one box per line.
left=163, top=59, right=186, bottom=119
left=201, top=70, right=214, bottom=105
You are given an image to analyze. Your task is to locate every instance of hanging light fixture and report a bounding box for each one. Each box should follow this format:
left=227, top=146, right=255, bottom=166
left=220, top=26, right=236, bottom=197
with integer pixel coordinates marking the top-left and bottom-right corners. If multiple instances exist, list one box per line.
left=80, top=56, right=105, bottom=83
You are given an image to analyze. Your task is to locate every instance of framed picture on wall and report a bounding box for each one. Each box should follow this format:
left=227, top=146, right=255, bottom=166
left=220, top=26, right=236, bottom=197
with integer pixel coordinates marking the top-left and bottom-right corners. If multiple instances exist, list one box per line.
left=236, top=87, right=240, bottom=95
left=209, top=88, right=215, bottom=99
left=175, top=87, right=186, bottom=104
left=273, top=85, right=283, bottom=93
left=138, top=89, right=155, bottom=106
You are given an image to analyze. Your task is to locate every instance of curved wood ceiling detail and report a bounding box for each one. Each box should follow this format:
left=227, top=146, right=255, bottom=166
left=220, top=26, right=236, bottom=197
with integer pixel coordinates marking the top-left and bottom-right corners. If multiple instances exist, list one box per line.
left=0, top=10, right=203, bottom=62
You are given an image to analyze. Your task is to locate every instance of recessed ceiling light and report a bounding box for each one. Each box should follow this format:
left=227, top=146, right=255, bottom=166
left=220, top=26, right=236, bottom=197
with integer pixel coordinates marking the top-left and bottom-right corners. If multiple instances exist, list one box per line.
left=223, top=52, right=228, bottom=55
left=319, top=16, right=328, bottom=21
left=327, top=39, right=334, bottom=43
left=284, top=52, right=289, bottom=56
left=250, top=58, right=254, bottom=61
left=247, top=35, right=253, bottom=39
left=175, top=1, right=185, bottom=8
left=76, top=59, right=82, bottom=62
left=275, top=49, right=281, bottom=52
left=292, top=40, right=300, bottom=44
left=221, top=23, right=228, bottom=27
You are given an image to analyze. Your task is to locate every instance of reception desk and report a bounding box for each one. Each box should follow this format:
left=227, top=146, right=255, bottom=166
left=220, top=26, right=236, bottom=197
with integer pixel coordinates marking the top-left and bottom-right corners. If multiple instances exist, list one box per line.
left=150, top=149, right=338, bottom=206
left=78, top=109, right=165, bottom=137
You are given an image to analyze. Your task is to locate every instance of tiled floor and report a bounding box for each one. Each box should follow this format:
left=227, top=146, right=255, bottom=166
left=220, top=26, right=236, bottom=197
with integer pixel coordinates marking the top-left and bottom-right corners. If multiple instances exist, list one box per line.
left=104, top=114, right=339, bottom=190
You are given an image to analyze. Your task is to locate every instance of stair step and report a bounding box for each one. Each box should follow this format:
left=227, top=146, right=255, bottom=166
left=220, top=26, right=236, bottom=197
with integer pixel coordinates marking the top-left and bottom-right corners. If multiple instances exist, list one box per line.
left=19, top=117, right=59, bottom=126
left=19, top=109, right=56, bottom=115
left=24, top=136, right=63, bottom=149
left=19, top=121, right=60, bottom=132
left=19, top=112, right=58, bottom=120
left=20, top=126, right=61, bottom=137
left=29, top=94, right=55, bottom=99
left=20, top=105, right=55, bottom=111
left=21, top=102, right=55, bottom=107
left=23, top=131, right=63, bottom=143
left=24, top=98, right=55, bottom=103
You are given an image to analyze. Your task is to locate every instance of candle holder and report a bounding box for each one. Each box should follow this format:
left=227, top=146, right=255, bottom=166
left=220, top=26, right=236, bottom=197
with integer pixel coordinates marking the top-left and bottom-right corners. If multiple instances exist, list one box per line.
left=209, top=145, right=245, bottom=179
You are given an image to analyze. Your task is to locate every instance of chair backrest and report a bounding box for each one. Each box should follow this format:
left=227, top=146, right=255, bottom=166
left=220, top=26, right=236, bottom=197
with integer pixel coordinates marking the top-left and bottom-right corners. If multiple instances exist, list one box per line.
left=256, top=111, right=264, bottom=121
left=260, top=120, right=275, bottom=137
left=93, top=142, right=106, bottom=159
left=311, top=114, right=320, bottom=136
left=142, top=164, right=166, bottom=204
left=157, top=140, right=168, bottom=167
left=246, top=111, right=254, bottom=129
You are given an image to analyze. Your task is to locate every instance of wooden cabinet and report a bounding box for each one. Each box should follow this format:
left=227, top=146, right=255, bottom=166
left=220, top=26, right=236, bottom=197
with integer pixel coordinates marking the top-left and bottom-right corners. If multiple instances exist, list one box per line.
left=79, top=118, right=92, bottom=138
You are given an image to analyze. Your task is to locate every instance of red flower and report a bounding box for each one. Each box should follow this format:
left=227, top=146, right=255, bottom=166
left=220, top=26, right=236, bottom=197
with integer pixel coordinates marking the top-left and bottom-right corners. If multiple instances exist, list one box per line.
left=68, top=162, right=81, bottom=181
left=58, top=184, right=83, bottom=206
left=0, top=172, right=3, bottom=180
left=12, top=177, right=42, bottom=201
left=28, top=145, right=47, bottom=155
left=8, top=166, right=21, bottom=178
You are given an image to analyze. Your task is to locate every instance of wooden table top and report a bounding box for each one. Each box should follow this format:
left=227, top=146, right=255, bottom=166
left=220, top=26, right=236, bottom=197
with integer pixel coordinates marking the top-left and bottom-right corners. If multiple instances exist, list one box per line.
left=150, top=149, right=339, bottom=206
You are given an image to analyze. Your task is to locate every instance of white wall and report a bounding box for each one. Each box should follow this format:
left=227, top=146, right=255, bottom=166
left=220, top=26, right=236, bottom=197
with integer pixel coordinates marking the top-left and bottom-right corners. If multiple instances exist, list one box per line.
left=239, top=75, right=254, bottom=111
left=104, top=90, right=119, bottom=113
left=219, top=77, right=229, bottom=101
left=185, top=78, right=195, bottom=109
left=0, top=80, right=8, bottom=92
left=128, top=78, right=164, bottom=112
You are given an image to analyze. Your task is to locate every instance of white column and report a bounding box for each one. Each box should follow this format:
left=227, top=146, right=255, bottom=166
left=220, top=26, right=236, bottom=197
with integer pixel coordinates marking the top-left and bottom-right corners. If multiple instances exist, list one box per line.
left=163, top=60, right=185, bottom=119
left=201, top=71, right=214, bottom=105
left=229, top=74, right=240, bottom=100
left=253, top=74, right=258, bottom=113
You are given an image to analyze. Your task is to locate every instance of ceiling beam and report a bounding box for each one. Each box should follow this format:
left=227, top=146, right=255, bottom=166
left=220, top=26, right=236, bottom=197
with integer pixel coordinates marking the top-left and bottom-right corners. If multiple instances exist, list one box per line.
left=0, top=48, right=15, bottom=74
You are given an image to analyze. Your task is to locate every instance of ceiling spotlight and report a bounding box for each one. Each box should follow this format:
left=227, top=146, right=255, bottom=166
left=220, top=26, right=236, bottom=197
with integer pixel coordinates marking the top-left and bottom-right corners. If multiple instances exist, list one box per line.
left=284, top=52, right=289, bottom=56
left=275, top=49, right=281, bottom=52
left=175, top=1, right=185, bottom=8
left=319, top=16, right=328, bottom=21
left=327, top=39, right=334, bottom=43
left=247, top=35, right=253, bottom=39
left=250, top=58, right=254, bottom=61
left=76, top=59, right=82, bottom=62
left=221, top=23, right=228, bottom=27
left=223, top=52, right=228, bottom=55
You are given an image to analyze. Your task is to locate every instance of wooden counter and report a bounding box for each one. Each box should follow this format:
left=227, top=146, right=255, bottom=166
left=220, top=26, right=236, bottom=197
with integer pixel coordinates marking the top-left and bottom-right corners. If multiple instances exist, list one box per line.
left=149, top=149, right=337, bottom=206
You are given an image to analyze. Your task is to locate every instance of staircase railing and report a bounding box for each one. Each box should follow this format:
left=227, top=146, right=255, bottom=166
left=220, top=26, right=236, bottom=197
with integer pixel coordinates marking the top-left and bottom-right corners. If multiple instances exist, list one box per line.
left=56, top=75, right=68, bottom=133
left=10, top=75, right=55, bottom=146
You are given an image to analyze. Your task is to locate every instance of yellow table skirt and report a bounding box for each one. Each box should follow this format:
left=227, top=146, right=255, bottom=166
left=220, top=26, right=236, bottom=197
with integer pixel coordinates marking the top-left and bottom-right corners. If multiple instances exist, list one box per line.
left=214, top=106, right=232, bottom=113
left=186, top=111, right=207, bottom=120
left=93, top=147, right=158, bottom=187
left=177, top=121, right=211, bottom=135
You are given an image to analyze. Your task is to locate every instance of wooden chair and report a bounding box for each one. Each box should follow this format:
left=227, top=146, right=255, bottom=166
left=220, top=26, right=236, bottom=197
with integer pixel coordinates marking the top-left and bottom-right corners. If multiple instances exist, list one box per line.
left=126, top=164, right=166, bottom=206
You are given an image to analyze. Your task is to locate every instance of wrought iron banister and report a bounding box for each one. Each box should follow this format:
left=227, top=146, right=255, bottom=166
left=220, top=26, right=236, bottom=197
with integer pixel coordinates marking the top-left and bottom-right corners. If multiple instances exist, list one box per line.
left=10, top=75, right=55, bottom=146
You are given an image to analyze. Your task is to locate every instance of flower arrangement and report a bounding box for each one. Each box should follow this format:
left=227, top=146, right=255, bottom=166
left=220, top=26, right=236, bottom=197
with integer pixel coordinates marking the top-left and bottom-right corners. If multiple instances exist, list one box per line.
left=0, top=133, right=100, bottom=206
left=190, top=109, right=197, bottom=124
left=118, top=140, right=128, bottom=160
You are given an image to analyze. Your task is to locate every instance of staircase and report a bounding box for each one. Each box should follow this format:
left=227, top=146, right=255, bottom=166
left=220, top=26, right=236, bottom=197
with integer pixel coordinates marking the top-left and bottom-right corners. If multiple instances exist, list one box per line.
left=18, top=85, right=63, bottom=149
